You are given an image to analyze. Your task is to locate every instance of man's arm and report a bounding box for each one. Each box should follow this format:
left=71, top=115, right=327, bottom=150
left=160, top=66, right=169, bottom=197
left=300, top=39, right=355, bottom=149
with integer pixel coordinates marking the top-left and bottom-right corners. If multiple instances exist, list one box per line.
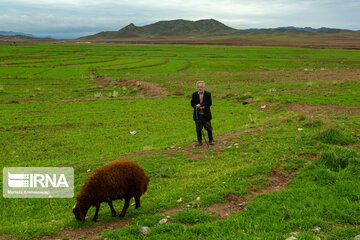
left=190, top=93, right=197, bottom=108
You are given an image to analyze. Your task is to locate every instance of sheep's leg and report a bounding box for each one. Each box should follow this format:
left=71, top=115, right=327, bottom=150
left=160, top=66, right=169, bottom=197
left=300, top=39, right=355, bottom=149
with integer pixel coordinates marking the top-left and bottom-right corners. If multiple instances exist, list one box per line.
left=108, top=201, right=116, bottom=217
left=119, top=196, right=130, bottom=218
left=92, top=203, right=100, bottom=222
left=135, top=196, right=141, bottom=209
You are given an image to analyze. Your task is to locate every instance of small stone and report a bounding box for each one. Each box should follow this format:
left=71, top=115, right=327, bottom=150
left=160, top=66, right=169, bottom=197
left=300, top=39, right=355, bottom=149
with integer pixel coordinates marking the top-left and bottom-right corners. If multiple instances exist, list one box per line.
left=227, top=146, right=232, bottom=148
left=256, top=149, right=261, bottom=153
left=170, top=145, right=175, bottom=149
left=158, top=217, right=170, bottom=225
left=286, top=237, right=297, bottom=240
left=87, top=169, right=91, bottom=172
left=261, top=105, right=266, bottom=109
left=290, top=231, right=300, bottom=235
left=50, top=220, right=56, bottom=223
left=298, top=128, right=303, bottom=131
left=186, top=202, right=197, bottom=209
left=238, top=202, right=247, bottom=209
left=234, top=143, right=239, bottom=146
left=131, top=203, right=136, bottom=206
left=177, top=198, right=182, bottom=202
left=353, top=234, right=360, bottom=240
left=196, top=197, right=201, bottom=201
left=312, top=226, right=321, bottom=232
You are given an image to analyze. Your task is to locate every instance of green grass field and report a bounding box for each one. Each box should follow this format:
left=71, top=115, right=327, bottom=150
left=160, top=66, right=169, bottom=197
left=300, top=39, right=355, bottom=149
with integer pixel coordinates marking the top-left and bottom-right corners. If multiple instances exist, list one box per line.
left=0, top=43, right=359, bottom=240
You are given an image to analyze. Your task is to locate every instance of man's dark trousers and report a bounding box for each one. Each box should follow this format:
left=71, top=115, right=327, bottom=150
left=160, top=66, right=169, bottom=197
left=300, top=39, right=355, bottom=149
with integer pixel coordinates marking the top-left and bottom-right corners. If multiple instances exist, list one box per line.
left=196, top=114, right=213, bottom=143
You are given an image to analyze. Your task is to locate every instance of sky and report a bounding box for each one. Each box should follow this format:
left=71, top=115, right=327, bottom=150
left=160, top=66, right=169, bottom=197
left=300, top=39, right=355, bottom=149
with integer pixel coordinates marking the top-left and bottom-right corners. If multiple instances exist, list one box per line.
left=0, top=0, right=359, bottom=39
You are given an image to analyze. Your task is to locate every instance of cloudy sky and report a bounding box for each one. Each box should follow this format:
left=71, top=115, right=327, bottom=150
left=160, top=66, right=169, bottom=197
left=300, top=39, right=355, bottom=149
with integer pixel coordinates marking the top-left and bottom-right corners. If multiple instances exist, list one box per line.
left=1, top=0, right=359, bottom=39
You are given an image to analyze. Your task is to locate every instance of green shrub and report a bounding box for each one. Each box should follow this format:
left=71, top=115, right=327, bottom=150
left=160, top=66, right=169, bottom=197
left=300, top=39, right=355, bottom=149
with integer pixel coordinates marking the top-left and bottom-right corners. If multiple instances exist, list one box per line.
left=315, top=128, right=356, bottom=145
left=316, top=147, right=359, bottom=172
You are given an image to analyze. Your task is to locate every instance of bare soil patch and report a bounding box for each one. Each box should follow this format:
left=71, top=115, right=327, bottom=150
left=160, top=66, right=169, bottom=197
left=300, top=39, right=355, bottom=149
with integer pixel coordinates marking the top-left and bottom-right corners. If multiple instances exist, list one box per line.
left=205, top=167, right=294, bottom=219
left=32, top=219, right=132, bottom=240
left=209, top=69, right=360, bottom=84
left=92, top=70, right=171, bottom=98
left=286, top=102, right=360, bottom=116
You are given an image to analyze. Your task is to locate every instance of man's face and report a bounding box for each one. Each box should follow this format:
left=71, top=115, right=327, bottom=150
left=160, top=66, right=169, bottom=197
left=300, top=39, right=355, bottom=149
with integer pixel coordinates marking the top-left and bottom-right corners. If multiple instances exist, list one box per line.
left=197, top=83, right=204, bottom=93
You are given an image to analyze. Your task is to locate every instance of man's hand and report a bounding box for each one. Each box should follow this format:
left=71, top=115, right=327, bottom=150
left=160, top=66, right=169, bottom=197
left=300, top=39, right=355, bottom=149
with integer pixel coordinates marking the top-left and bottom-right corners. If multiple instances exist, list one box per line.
left=196, top=104, right=201, bottom=109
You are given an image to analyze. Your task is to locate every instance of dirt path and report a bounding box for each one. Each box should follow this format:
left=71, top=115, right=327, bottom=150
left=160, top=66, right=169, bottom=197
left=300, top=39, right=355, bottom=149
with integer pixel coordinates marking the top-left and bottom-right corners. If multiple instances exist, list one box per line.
left=118, top=120, right=283, bottom=160
left=32, top=219, right=132, bottom=240
left=286, top=102, right=360, bottom=116
left=92, top=69, right=171, bottom=98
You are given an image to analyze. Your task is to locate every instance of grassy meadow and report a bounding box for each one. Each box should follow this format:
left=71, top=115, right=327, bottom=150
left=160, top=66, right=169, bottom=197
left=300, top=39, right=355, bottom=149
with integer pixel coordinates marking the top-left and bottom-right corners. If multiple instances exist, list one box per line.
left=0, top=43, right=360, bottom=240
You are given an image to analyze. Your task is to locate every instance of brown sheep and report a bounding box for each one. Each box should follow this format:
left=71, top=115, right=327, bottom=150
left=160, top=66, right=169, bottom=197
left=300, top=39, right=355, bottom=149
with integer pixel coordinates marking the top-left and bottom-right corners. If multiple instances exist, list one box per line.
left=72, top=160, right=150, bottom=221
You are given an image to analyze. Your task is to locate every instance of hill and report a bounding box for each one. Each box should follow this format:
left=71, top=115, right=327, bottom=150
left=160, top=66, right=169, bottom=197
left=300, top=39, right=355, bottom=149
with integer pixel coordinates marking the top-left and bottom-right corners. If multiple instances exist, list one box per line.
left=79, top=19, right=239, bottom=39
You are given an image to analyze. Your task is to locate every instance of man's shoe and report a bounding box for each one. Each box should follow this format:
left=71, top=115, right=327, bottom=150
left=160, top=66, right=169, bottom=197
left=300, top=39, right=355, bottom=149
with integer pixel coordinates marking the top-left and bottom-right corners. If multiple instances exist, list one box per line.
left=209, top=140, right=215, bottom=145
left=196, top=141, right=203, bottom=146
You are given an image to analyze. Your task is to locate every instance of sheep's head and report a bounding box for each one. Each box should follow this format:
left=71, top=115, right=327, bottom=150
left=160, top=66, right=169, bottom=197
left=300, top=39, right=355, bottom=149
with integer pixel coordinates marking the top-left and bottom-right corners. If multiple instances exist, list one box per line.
left=72, top=203, right=89, bottom=221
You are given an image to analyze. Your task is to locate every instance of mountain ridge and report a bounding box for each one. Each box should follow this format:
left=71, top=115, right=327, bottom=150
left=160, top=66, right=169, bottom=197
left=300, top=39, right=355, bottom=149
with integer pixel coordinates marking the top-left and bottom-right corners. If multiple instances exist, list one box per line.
left=79, top=19, right=360, bottom=40
left=80, top=19, right=240, bottom=39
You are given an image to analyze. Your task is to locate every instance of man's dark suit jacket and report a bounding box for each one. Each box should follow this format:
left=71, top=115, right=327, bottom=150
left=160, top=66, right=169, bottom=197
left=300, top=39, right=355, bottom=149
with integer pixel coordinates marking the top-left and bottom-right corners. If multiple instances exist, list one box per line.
left=190, top=91, right=212, bottom=122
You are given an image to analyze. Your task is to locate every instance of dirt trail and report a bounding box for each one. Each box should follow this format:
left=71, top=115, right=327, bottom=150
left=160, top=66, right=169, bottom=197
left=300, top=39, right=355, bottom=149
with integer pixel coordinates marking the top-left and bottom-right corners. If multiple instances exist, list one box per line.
left=118, top=120, right=283, bottom=161
left=211, top=68, right=360, bottom=83
left=32, top=219, right=132, bottom=240
left=92, top=69, right=171, bottom=98
left=204, top=167, right=294, bottom=218
left=286, top=102, right=360, bottom=116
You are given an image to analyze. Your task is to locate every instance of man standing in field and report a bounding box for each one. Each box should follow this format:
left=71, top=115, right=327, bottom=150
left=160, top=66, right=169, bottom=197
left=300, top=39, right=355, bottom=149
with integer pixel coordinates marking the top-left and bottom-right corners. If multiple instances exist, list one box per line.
left=191, top=81, right=214, bottom=146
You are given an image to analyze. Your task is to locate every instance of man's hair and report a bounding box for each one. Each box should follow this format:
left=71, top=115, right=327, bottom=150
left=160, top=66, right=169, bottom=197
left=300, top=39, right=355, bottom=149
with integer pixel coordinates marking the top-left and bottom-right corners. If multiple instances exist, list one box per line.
left=196, top=81, right=205, bottom=87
